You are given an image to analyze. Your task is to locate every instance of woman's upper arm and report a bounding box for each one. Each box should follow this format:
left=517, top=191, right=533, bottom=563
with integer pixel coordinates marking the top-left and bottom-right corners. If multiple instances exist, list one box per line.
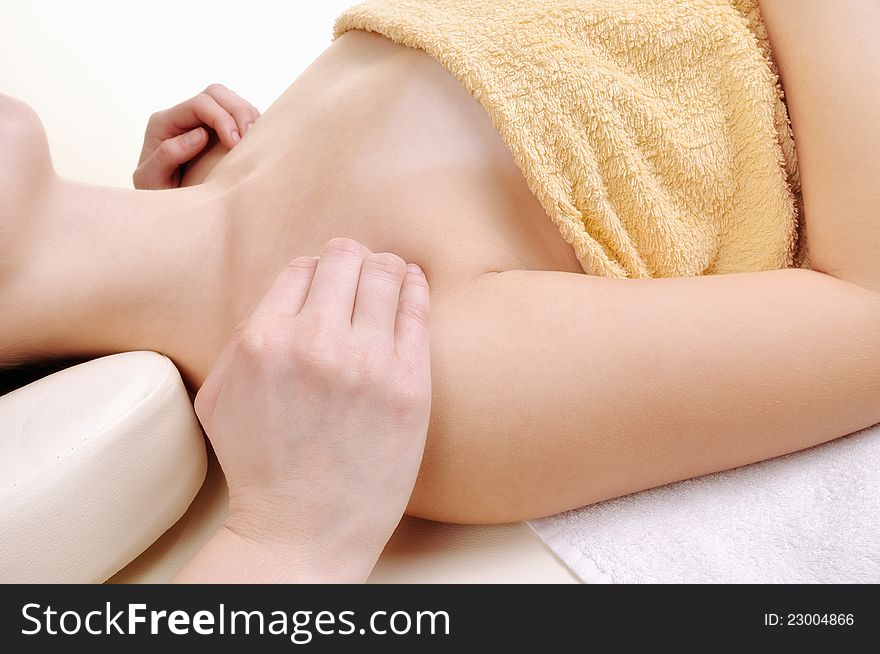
left=756, top=0, right=880, bottom=288
left=411, top=267, right=880, bottom=523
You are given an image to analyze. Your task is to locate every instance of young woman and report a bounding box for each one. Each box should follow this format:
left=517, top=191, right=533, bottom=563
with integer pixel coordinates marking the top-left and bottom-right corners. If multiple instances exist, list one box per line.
left=2, top=0, right=879, bottom=524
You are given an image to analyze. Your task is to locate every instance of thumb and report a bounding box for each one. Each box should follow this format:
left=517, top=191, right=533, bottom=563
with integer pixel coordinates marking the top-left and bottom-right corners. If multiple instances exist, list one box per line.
left=133, top=126, right=208, bottom=189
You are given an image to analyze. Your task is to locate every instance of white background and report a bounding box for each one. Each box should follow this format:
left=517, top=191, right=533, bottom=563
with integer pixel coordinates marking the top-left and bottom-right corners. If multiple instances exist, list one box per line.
left=0, top=0, right=356, bottom=186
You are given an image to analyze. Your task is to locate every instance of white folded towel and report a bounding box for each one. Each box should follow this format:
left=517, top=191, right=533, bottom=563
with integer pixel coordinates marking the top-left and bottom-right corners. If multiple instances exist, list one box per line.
left=528, top=424, right=880, bottom=583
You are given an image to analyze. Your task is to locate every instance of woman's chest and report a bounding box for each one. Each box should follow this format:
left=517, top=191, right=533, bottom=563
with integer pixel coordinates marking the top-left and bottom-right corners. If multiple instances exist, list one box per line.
left=208, top=30, right=582, bottom=289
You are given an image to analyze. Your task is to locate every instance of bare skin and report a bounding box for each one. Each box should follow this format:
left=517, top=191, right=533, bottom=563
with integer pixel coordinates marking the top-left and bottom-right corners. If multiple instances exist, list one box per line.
left=2, top=5, right=880, bottom=523
left=175, top=243, right=432, bottom=583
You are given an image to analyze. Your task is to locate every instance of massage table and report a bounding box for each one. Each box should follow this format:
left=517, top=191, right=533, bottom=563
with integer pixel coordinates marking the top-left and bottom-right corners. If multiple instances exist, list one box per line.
left=0, top=353, right=577, bottom=583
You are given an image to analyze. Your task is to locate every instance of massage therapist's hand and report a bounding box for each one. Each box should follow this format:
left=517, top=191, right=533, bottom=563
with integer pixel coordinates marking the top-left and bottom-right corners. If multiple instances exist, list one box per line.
left=174, top=238, right=432, bottom=583
left=133, top=84, right=260, bottom=190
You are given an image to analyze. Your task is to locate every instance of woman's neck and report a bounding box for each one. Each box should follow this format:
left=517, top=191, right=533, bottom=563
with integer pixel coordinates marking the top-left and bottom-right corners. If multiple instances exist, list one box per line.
left=3, top=175, right=235, bottom=386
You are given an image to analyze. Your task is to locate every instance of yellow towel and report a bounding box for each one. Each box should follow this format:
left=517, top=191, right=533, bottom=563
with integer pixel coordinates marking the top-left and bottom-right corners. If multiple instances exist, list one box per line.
left=334, top=0, right=803, bottom=278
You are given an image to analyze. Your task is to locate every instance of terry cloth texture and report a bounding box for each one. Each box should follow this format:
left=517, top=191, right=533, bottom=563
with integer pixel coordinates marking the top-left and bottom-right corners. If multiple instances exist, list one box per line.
left=528, top=422, right=880, bottom=583
left=333, top=0, right=804, bottom=278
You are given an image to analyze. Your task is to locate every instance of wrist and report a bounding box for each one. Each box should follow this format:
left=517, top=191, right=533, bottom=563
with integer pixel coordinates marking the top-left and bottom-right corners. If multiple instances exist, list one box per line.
left=223, top=493, right=384, bottom=583
left=175, top=523, right=371, bottom=584
left=220, top=524, right=366, bottom=584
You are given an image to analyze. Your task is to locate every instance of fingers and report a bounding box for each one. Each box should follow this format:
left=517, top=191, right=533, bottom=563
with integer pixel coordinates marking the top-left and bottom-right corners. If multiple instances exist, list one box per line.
left=248, top=256, right=319, bottom=328
left=132, top=127, right=208, bottom=190
left=351, top=252, right=408, bottom=348
left=203, top=83, right=261, bottom=139
left=156, top=92, right=241, bottom=150
left=231, top=239, right=427, bottom=362
left=395, top=264, right=431, bottom=361
left=300, top=238, right=372, bottom=326
left=197, top=257, right=318, bottom=424
left=135, top=84, right=260, bottom=189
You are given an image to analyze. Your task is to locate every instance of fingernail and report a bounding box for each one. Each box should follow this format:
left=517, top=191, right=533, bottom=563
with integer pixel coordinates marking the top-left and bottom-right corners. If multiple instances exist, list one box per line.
left=232, top=130, right=241, bottom=144
left=245, top=121, right=254, bottom=133
left=183, top=128, right=203, bottom=146
left=407, top=263, right=424, bottom=276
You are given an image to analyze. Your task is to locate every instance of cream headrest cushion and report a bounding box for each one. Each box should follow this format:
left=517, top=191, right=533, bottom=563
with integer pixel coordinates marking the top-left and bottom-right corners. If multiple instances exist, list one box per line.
left=0, top=352, right=206, bottom=582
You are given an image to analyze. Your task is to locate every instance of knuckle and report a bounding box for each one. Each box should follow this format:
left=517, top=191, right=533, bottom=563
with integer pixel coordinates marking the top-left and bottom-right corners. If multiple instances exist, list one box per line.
left=365, top=252, right=406, bottom=278
left=204, top=83, right=226, bottom=95
left=230, top=97, right=250, bottom=114
left=291, top=343, right=342, bottom=387
left=237, top=325, right=269, bottom=360
left=154, top=140, right=173, bottom=160
left=193, top=93, right=214, bottom=111
left=238, top=321, right=287, bottom=366
left=386, top=379, right=430, bottom=416
left=146, top=111, right=164, bottom=128
left=339, top=348, right=379, bottom=392
left=322, top=237, right=367, bottom=258
left=288, top=318, right=338, bottom=368
left=223, top=115, right=239, bottom=131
